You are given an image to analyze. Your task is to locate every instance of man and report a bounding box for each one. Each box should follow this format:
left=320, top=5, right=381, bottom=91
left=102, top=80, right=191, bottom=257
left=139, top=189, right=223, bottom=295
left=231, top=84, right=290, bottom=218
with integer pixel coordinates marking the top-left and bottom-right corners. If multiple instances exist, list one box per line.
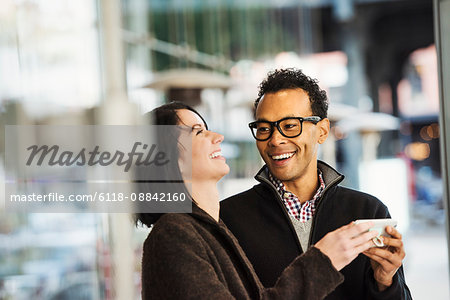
left=220, top=68, right=411, bottom=299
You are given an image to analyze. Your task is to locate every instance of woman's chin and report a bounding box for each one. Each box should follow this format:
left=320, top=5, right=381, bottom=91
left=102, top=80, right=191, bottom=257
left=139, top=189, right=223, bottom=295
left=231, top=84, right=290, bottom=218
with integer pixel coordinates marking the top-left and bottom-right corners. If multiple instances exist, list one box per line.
left=214, top=165, right=230, bottom=182
left=221, top=164, right=231, bottom=177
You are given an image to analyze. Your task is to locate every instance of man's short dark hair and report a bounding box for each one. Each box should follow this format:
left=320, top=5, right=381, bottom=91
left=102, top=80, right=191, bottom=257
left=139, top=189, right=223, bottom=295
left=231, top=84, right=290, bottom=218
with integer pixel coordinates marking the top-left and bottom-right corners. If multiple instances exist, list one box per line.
left=254, top=68, right=328, bottom=119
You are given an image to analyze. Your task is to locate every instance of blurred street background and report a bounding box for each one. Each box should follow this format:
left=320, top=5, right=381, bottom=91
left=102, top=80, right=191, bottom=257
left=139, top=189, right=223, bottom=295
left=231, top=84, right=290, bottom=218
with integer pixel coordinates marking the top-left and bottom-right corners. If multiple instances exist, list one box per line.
left=1, top=0, right=449, bottom=299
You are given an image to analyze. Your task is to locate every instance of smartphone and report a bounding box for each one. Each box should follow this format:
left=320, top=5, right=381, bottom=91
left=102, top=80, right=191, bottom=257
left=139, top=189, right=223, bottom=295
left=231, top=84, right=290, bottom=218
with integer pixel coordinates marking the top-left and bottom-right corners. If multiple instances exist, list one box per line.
left=354, top=219, right=398, bottom=238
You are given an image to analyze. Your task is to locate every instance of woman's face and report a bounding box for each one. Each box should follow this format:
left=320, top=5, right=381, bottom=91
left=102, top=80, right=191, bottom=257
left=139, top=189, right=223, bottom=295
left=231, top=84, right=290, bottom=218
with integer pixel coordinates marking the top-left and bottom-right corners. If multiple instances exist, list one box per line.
left=176, top=109, right=230, bottom=183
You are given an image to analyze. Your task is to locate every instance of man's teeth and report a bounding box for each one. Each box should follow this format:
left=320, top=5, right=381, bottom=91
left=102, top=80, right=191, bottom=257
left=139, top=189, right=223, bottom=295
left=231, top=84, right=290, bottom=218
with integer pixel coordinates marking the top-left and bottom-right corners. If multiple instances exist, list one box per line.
left=210, top=151, right=222, bottom=159
left=271, top=152, right=294, bottom=160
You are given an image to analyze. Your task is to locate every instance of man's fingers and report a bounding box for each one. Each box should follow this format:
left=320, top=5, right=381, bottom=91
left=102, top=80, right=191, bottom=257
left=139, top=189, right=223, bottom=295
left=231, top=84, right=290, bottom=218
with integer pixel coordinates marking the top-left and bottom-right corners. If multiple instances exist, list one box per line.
left=365, top=247, right=405, bottom=265
left=386, top=226, right=402, bottom=239
left=363, top=252, right=392, bottom=267
left=363, top=251, right=392, bottom=264
left=363, top=251, right=399, bottom=272
left=380, top=236, right=403, bottom=249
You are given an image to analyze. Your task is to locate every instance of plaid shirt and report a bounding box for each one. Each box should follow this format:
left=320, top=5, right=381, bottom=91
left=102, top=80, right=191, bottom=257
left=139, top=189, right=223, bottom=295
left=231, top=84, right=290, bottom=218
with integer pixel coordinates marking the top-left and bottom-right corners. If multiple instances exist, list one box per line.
left=268, top=170, right=325, bottom=223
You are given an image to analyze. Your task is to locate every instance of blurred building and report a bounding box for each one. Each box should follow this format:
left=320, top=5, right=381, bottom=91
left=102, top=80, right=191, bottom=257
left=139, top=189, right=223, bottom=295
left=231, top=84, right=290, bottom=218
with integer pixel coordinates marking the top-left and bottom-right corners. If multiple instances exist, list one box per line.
left=0, top=0, right=448, bottom=299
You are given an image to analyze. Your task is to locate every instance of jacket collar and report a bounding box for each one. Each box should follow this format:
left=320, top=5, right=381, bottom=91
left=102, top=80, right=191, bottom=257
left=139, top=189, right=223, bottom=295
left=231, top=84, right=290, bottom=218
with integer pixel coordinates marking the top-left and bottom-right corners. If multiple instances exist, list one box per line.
left=190, top=202, right=228, bottom=227
left=254, top=160, right=344, bottom=190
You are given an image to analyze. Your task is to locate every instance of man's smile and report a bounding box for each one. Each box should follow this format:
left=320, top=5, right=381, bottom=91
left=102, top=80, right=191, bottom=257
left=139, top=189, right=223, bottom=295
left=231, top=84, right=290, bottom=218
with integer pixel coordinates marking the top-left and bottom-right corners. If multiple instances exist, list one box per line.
left=269, top=151, right=296, bottom=162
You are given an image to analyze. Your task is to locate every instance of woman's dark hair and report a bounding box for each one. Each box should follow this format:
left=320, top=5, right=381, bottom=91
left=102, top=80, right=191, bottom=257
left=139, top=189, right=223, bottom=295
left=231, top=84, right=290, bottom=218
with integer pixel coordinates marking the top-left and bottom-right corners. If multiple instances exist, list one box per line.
left=134, top=102, right=207, bottom=227
left=147, top=101, right=208, bottom=130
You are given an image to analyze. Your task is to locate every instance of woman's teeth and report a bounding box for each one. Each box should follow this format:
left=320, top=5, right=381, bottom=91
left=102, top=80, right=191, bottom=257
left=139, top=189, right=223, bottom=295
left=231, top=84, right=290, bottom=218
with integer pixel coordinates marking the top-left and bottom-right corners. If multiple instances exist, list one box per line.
left=209, top=151, right=222, bottom=159
left=271, top=152, right=294, bottom=160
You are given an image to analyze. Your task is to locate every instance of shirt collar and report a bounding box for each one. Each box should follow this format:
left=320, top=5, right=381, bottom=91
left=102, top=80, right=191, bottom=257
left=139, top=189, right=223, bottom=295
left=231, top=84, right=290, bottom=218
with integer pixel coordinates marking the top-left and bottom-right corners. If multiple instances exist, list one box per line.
left=268, top=170, right=325, bottom=222
left=268, top=169, right=325, bottom=201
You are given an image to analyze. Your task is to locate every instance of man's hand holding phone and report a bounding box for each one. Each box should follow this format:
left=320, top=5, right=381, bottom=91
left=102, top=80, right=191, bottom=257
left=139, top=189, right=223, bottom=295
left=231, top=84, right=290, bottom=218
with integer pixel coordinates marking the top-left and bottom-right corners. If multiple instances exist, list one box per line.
left=355, top=219, right=406, bottom=291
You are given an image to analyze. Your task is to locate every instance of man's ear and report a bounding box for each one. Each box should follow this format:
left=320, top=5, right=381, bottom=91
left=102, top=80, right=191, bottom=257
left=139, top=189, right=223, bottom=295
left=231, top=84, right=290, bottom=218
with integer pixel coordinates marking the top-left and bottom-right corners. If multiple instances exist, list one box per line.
left=317, top=118, right=330, bottom=144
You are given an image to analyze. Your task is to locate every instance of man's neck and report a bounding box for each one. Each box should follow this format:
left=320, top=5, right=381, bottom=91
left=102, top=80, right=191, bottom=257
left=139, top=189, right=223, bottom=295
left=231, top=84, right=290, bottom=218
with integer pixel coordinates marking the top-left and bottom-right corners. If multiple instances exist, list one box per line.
left=282, top=171, right=319, bottom=204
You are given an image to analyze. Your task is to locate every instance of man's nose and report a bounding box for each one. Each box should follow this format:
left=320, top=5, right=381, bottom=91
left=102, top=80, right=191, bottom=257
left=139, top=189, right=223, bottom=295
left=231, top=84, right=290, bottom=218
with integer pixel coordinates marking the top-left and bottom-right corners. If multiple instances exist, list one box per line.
left=268, top=127, right=285, bottom=146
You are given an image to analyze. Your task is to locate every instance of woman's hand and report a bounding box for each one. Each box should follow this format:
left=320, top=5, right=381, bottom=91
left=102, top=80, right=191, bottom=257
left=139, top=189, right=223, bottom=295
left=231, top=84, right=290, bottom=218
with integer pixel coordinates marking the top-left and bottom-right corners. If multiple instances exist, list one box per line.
left=315, top=221, right=379, bottom=271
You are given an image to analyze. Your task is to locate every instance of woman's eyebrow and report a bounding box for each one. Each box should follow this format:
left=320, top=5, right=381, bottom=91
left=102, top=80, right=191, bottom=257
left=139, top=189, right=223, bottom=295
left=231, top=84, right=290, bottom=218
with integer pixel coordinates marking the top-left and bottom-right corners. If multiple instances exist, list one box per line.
left=191, top=124, right=205, bottom=130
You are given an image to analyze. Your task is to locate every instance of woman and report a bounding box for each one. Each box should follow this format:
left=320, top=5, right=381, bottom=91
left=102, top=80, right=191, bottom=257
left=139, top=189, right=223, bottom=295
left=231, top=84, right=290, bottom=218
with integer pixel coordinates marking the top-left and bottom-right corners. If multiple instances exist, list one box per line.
left=136, top=102, right=378, bottom=300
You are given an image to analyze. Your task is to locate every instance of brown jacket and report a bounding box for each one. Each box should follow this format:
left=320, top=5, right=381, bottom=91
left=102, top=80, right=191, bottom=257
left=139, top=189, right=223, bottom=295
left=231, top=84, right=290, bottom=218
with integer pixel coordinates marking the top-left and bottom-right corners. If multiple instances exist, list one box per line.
left=142, top=205, right=344, bottom=300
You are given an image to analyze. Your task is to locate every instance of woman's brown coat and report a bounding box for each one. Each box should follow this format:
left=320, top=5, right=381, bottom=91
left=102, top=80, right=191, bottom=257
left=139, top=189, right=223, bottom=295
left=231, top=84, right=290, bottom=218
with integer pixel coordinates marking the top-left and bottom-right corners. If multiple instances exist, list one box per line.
left=142, top=205, right=343, bottom=299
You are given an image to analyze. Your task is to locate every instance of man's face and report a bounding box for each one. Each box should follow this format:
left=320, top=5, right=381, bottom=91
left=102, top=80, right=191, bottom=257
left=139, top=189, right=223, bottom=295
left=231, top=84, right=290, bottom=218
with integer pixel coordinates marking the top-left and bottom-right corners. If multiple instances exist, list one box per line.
left=255, top=88, right=329, bottom=184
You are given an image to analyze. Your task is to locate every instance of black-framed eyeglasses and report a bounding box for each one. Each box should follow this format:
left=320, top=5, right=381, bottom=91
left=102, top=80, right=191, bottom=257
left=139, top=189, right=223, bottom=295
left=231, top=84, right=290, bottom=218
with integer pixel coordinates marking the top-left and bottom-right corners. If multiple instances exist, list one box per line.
left=248, top=116, right=322, bottom=141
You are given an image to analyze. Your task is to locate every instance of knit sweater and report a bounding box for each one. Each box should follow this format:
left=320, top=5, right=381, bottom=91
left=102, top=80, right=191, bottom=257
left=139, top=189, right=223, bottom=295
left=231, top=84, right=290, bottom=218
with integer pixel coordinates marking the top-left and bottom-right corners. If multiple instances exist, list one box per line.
left=141, top=204, right=344, bottom=300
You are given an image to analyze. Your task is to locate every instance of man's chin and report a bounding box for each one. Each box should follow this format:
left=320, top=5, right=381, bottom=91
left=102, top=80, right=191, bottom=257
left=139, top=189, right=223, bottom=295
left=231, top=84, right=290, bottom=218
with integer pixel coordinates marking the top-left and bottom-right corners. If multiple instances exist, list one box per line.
left=267, top=167, right=291, bottom=180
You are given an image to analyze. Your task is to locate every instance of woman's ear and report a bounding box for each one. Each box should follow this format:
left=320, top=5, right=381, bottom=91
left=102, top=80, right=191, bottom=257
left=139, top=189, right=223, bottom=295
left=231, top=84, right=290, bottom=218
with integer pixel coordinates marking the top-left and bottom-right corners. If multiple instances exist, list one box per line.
left=178, top=158, right=185, bottom=175
left=317, top=118, right=330, bottom=144
left=177, top=143, right=192, bottom=179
